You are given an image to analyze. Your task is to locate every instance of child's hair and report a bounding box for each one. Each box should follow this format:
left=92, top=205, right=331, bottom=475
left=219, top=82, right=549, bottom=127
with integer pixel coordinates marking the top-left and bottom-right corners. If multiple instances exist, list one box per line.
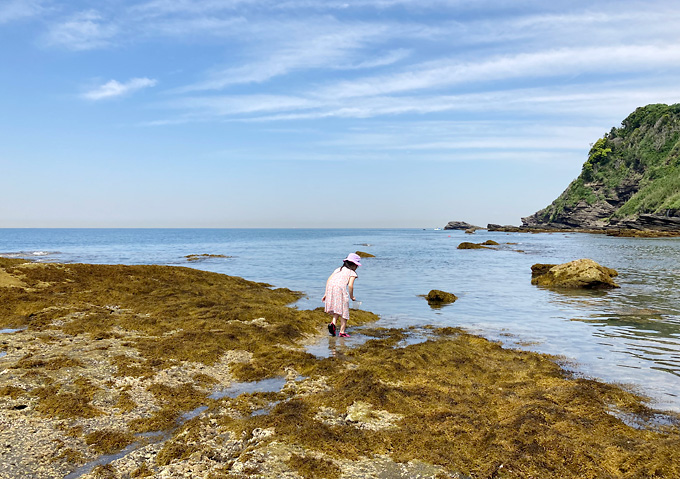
left=340, top=260, right=359, bottom=273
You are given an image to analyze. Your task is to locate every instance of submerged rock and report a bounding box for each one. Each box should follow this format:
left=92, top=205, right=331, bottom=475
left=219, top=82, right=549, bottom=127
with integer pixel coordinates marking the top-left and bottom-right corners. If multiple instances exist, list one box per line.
left=184, top=254, right=231, bottom=262
left=531, top=259, right=620, bottom=289
left=425, top=290, right=458, bottom=305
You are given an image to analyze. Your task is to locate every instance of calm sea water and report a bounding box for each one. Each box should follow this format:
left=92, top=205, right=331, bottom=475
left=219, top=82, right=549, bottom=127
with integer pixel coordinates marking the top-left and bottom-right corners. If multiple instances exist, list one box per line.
left=1, top=228, right=679, bottom=411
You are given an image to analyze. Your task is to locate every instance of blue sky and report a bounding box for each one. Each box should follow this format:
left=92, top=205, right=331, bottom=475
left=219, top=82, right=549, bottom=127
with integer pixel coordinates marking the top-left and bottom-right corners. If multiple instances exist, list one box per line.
left=2, top=0, right=680, bottom=228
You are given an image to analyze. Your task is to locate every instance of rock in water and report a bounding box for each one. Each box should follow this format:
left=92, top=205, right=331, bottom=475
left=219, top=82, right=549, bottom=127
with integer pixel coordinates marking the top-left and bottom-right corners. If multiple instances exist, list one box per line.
left=425, top=290, right=458, bottom=305
left=531, top=259, right=619, bottom=289
left=444, top=221, right=482, bottom=230
left=457, top=242, right=491, bottom=249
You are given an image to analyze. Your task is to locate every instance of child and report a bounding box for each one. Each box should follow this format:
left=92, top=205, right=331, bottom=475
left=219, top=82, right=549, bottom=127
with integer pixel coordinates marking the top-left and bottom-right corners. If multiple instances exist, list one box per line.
left=322, top=253, right=361, bottom=337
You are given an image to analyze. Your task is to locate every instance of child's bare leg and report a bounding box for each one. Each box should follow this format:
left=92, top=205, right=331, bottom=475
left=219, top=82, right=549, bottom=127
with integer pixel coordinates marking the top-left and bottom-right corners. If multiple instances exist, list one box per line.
left=331, top=313, right=339, bottom=326
left=339, top=317, right=347, bottom=334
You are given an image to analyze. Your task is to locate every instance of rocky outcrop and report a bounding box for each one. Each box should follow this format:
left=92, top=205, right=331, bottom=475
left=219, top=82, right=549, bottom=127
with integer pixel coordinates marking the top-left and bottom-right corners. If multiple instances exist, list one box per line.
left=425, top=290, right=458, bottom=305
left=531, top=259, right=619, bottom=289
left=444, top=221, right=482, bottom=230
left=612, top=213, right=680, bottom=231
left=521, top=177, right=641, bottom=229
left=487, top=224, right=522, bottom=232
left=522, top=104, right=680, bottom=231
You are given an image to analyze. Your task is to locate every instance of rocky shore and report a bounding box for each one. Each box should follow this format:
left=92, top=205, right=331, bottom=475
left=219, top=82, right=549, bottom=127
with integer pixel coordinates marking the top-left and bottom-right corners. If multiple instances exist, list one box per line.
left=1, top=258, right=680, bottom=479
left=487, top=223, right=680, bottom=237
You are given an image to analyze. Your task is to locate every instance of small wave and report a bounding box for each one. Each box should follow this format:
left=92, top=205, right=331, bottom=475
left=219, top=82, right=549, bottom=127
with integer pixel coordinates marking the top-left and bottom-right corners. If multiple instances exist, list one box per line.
left=0, top=251, right=60, bottom=259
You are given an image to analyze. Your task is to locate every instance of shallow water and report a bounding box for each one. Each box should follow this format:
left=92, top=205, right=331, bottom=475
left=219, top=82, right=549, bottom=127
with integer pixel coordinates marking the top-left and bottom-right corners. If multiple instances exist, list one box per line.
left=209, top=377, right=288, bottom=400
left=62, top=375, right=293, bottom=478
left=1, top=228, right=679, bottom=410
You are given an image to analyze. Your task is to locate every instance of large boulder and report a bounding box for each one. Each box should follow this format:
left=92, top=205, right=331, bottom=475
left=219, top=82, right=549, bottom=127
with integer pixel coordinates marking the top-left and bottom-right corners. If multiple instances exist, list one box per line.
left=531, top=259, right=619, bottom=289
left=425, top=290, right=458, bottom=306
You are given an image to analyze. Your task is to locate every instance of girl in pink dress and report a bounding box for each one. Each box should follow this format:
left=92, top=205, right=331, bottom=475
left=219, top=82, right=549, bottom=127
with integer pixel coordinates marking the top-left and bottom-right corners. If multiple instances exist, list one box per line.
left=323, top=253, right=361, bottom=337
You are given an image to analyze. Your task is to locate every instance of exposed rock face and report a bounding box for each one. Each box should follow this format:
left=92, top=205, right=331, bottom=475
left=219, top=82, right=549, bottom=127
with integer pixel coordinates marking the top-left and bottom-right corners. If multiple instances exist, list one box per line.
left=531, top=259, right=620, bottom=289
left=522, top=104, right=680, bottom=231
left=614, top=213, right=680, bottom=231
left=444, top=221, right=482, bottom=230
left=487, top=224, right=522, bottom=232
left=522, top=177, right=640, bottom=229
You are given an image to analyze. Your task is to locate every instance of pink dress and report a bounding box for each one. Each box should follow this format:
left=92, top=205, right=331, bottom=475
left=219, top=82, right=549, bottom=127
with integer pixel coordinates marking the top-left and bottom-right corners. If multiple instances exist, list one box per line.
left=324, top=266, right=357, bottom=320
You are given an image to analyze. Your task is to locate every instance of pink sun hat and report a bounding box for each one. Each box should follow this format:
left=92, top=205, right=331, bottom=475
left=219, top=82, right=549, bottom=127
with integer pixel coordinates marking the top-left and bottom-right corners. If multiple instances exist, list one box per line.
left=344, top=253, right=362, bottom=266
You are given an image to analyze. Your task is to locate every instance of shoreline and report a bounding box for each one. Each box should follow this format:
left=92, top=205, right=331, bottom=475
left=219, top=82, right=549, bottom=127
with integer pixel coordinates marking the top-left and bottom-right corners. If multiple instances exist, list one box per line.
left=484, top=225, right=680, bottom=237
left=1, top=259, right=679, bottom=478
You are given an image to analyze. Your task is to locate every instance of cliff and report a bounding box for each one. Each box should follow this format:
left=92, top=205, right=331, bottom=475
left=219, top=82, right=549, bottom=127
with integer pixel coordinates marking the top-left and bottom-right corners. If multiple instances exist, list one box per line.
left=522, top=103, right=680, bottom=231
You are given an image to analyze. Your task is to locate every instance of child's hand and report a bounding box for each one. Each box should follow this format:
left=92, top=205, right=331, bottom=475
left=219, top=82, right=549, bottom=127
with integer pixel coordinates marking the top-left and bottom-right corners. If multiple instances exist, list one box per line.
left=351, top=296, right=356, bottom=301
left=322, top=295, right=326, bottom=302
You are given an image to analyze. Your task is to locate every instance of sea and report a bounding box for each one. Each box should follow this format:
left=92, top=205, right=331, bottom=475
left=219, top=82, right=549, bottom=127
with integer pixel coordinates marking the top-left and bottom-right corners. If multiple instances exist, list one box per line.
left=1, top=228, right=679, bottom=412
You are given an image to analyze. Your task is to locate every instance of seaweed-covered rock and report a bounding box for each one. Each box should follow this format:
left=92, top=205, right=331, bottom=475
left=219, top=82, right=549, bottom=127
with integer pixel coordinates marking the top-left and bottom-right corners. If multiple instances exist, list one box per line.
left=425, top=290, right=458, bottom=305
left=480, top=240, right=499, bottom=246
left=355, top=251, right=375, bottom=258
left=531, top=259, right=619, bottom=289
left=531, top=264, right=557, bottom=278
left=457, top=242, right=490, bottom=250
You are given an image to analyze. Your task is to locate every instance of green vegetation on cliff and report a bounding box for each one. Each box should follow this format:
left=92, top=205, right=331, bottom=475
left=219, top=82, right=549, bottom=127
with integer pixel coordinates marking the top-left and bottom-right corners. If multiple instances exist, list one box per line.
left=528, top=103, right=680, bottom=227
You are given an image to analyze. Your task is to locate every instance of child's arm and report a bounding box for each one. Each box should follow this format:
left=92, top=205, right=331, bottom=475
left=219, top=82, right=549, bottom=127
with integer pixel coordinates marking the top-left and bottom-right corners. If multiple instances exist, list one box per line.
left=348, top=276, right=356, bottom=301
left=322, top=273, right=333, bottom=301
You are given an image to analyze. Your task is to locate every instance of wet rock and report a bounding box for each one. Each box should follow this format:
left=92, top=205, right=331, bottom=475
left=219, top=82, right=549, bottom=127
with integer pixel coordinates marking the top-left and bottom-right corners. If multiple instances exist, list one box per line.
left=457, top=242, right=490, bottom=250
left=487, top=224, right=522, bottom=232
left=344, top=401, right=402, bottom=431
left=425, top=290, right=458, bottom=305
left=531, top=264, right=557, bottom=278
left=480, top=240, right=499, bottom=246
left=531, top=259, right=620, bottom=289
left=355, top=251, right=375, bottom=258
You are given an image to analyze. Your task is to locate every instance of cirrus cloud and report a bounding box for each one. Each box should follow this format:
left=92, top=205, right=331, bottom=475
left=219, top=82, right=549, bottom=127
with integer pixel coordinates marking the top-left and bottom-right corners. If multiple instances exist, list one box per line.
left=82, top=78, right=158, bottom=101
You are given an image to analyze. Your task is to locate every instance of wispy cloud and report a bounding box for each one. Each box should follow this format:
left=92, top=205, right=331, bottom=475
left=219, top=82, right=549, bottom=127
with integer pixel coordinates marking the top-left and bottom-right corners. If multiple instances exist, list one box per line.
left=83, top=78, right=158, bottom=100
left=313, top=44, right=680, bottom=100
left=0, top=0, right=46, bottom=24
left=172, top=20, right=406, bottom=92
left=43, top=10, right=118, bottom=50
